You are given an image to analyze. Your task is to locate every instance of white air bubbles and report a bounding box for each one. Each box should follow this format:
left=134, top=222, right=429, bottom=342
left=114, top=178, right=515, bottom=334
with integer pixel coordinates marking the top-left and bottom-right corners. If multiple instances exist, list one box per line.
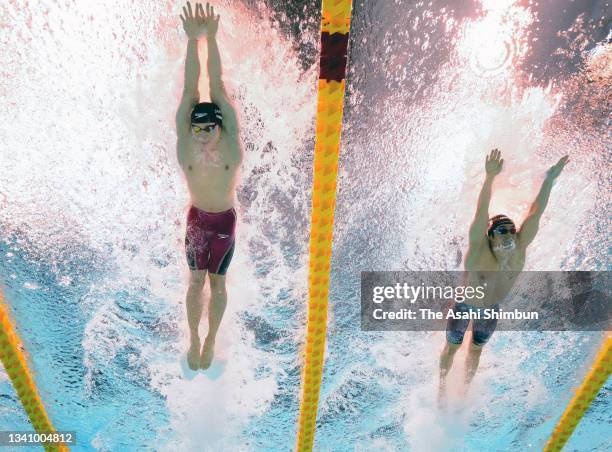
left=458, top=0, right=531, bottom=78
left=23, top=281, right=40, bottom=290
left=470, top=36, right=516, bottom=76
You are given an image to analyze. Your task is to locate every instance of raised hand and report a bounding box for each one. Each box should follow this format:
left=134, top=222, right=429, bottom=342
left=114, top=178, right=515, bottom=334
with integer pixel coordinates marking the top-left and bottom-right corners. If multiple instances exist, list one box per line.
left=202, top=2, right=220, bottom=38
left=485, top=148, right=504, bottom=176
left=180, top=1, right=205, bottom=39
left=546, top=155, right=569, bottom=179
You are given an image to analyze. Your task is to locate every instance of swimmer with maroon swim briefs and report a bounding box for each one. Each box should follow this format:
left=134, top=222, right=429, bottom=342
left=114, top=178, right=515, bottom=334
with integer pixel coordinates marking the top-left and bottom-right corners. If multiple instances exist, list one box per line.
left=177, top=2, right=245, bottom=371
left=185, top=206, right=236, bottom=275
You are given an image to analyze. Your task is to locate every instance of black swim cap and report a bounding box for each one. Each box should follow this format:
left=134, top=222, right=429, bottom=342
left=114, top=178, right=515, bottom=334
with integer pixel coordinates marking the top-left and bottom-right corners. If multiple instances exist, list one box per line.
left=487, top=215, right=515, bottom=237
left=191, top=102, right=223, bottom=126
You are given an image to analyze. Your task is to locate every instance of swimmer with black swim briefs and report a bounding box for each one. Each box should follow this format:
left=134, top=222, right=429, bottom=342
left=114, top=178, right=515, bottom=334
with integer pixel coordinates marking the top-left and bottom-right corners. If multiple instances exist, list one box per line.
left=437, top=149, right=568, bottom=406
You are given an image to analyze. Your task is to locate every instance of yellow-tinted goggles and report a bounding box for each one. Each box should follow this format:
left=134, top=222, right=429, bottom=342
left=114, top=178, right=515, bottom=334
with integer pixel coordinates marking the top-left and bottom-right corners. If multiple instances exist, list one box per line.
left=192, top=124, right=217, bottom=133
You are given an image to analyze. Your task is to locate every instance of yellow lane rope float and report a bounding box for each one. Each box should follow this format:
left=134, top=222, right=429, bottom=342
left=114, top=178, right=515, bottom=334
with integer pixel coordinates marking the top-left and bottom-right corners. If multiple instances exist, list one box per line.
left=544, top=334, right=612, bottom=451
left=296, top=1, right=353, bottom=450
left=0, top=289, right=69, bottom=452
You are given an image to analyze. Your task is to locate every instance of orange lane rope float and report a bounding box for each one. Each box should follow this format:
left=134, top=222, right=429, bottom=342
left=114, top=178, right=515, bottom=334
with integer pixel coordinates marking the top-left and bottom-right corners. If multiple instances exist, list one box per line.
left=543, top=334, right=611, bottom=451
left=296, top=1, right=353, bottom=451
left=0, top=289, right=69, bottom=452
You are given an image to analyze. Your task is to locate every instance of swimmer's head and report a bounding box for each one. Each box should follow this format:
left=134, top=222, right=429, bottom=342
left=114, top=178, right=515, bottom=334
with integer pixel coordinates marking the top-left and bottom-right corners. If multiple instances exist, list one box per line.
left=487, top=215, right=517, bottom=252
left=191, top=102, right=222, bottom=145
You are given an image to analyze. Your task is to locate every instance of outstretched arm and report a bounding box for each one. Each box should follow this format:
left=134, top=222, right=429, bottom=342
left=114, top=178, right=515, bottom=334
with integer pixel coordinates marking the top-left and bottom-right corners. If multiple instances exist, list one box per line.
left=469, top=149, right=503, bottom=246
left=176, top=2, right=205, bottom=141
left=181, top=4, right=201, bottom=98
left=202, top=3, right=239, bottom=138
left=519, top=156, right=569, bottom=247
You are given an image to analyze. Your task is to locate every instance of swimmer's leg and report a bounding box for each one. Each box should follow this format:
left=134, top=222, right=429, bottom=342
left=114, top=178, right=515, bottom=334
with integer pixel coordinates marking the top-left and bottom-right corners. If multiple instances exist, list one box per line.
left=439, top=303, right=469, bottom=407
left=200, top=272, right=228, bottom=369
left=186, top=270, right=207, bottom=370
left=464, top=313, right=497, bottom=388
left=464, top=341, right=484, bottom=387
left=439, top=340, right=462, bottom=408
left=440, top=341, right=463, bottom=379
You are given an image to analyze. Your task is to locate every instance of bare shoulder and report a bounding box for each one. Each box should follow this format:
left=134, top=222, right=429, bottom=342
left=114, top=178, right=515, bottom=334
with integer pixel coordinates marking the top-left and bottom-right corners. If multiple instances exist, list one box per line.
left=176, top=135, right=193, bottom=167
left=514, top=241, right=528, bottom=261
left=515, top=232, right=529, bottom=252
left=465, top=237, right=490, bottom=269
left=466, top=234, right=486, bottom=258
left=221, top=127, right=243, bottom=164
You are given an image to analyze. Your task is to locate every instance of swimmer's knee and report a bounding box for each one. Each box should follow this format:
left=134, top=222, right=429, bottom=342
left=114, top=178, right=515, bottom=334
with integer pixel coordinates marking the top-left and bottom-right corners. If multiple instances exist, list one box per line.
left=444, top=340, right=461, bottom=354
left=189, top=270, right=207, bottom=288
left=469, top=341, right=485, bottom=352
left=208, top=273, right=226, bottom=292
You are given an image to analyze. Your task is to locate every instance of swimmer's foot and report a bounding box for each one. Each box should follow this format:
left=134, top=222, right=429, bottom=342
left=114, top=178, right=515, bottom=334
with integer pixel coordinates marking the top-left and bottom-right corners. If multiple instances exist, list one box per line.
left=187, top=337, right=201, bottom=371
left=200, top=336, right=215, bottom=370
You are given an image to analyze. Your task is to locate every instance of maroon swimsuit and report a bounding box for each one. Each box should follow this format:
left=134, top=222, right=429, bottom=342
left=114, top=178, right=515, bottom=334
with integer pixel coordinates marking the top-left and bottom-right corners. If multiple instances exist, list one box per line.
left=185, top=206, right=236, bottom=275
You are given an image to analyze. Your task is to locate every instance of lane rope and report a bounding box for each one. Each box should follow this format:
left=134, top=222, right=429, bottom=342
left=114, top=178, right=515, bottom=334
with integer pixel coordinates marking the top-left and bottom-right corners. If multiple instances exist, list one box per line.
left=296, top=1, right=353, bottom=450
left=543, top=334, right=611, bottom=451
left=0, top=289, right=69, bottom=451
left=296, top=3, right=611, bottom=451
